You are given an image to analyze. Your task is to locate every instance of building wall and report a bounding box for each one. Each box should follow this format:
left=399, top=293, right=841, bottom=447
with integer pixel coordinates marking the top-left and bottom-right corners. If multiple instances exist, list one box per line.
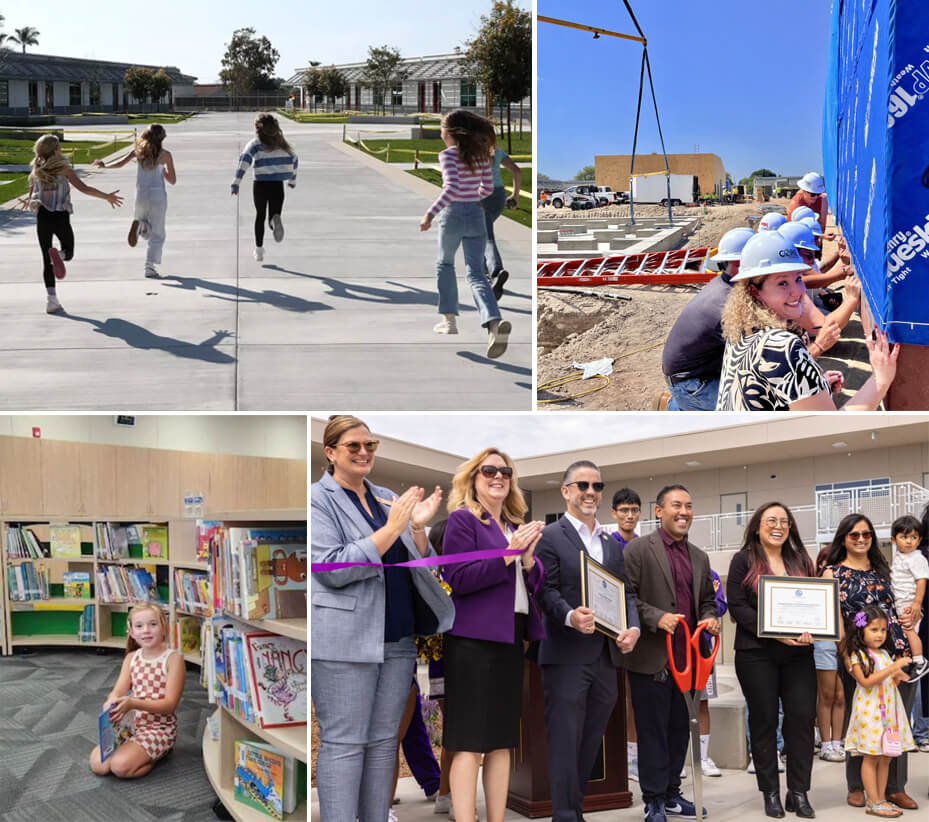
left=595, top=152, right=727, bottom=197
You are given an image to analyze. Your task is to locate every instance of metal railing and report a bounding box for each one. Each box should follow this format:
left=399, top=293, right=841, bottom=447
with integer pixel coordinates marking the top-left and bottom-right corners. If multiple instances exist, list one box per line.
left=633, top=482, right=929, bottom=552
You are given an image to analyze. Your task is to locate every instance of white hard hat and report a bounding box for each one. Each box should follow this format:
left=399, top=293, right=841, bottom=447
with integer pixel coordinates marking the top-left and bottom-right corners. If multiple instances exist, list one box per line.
left=798, top=172, right=826, bottom=194
left=778, top=221, right=818, bottom=252
left=730, top=231, right=812, bottom=281
left=791, top=205, right=817, bottom=222
left=800, top=216, right=824, bottom=237
left=759, top=212, right=787, bottom=231
left=711, top=227, right=755, bottom=262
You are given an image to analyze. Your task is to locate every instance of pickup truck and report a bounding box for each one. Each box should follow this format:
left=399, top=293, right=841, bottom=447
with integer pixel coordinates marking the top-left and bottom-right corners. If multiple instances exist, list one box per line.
left=549, top=185, right=599, bottom=209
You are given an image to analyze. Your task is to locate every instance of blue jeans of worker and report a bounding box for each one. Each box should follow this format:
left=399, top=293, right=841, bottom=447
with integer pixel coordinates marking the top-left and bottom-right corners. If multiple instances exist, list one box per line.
left=436, top=201, right=500, bottom=327
left=481, top=186, right=507, bottom=276
left=312, top=638, right=417, bottom=822
left=666, top=376, right=720, bottom=411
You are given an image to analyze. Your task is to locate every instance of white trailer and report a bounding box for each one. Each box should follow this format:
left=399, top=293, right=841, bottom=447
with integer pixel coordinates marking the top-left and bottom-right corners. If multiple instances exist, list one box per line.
left=630, top=172, right=697, bottom=205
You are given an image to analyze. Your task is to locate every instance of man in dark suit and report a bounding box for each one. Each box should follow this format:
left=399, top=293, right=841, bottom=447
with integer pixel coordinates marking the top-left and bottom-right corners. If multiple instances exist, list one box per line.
left=536, top=460, right=642, bottom=822
left=623, top=485, right=720, bottom=822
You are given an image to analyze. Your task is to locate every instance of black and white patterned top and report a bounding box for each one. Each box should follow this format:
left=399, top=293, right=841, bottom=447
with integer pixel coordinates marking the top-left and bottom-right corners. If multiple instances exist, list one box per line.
left=716, top=328, right=829, bottom=410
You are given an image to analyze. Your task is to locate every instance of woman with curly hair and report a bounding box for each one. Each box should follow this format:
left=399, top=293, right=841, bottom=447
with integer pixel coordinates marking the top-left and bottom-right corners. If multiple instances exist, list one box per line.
left=716, top=230, right=898, bottom=411
left=441, top=447, right=545, bottom=822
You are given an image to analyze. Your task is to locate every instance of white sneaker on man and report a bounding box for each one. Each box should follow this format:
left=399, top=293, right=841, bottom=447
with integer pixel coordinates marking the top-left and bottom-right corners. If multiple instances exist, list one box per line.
left=434, top=315, right=458, bottom=334
left=701, top=757, right=722, bottom=777
left=746, top=756, right=756, bottom=774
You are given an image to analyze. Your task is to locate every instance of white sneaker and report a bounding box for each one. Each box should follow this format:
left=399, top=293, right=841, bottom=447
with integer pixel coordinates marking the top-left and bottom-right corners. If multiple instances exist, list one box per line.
left=628, top=758, right=639, bottom=782
left=46, top=294, right=63, bottom=314
left=254, top=246, right=264, bottom=262
left=388, top=810, right=398, bottom=822
left=486, top=319, right=511, bottom=359
left=821, top=746, right=845, bottom=762
left=701, top=757, right=722, bottom=777
left=917, top=740, right=929, bottom=753
left=271, top=214, right=284, bottom=242
left=144, top=263, right=159, bottom=279
left=434, top=794, right=451, bottom=814
left=680, top=763, right=687, bottom=778
left=434, top=315, right=458, bottom=334
left=778, top=752, right=785, bottom=773
left=747, top=756, right=756, bottom=774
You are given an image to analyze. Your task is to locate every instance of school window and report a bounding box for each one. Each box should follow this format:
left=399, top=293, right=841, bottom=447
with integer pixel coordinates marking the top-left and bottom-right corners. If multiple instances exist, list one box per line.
left=0, top=80, right=7, bottom=108
left=89, top=82, right=101, bottom=106
left=391, top=84, right=403, bottom=107
left=69, top=83, right=82, bottom=107
left=460, top=80, right=476, bottom=107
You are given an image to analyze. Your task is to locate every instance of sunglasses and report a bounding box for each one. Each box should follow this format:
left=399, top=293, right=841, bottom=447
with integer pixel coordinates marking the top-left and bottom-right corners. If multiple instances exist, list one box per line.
left=565, top=481, right=605, bottom=493
left=478, top=465, right=513, bottom=478
left=335, top=440, right=380, bottom=454
left=848, top=530, right=873, bottom=541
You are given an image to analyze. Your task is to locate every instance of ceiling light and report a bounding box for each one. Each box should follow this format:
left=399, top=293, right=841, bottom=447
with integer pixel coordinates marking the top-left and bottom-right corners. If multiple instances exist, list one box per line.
left=832, top=441, right=848, bottom=448
left=685, top=460, right=700, bottom=466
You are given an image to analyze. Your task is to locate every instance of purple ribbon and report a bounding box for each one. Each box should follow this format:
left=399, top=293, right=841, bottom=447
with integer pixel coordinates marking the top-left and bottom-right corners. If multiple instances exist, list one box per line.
left=312, top=547, right=522, bottom=573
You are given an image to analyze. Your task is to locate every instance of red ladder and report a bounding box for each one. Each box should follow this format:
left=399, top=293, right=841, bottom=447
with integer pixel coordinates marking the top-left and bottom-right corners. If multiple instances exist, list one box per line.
left=537, top=247, right=718, bottom=286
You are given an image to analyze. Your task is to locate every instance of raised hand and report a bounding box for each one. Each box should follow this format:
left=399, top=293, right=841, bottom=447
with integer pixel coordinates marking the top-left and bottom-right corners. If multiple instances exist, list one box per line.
left=866, top=328, right=900, bottom=392
left=411, top=485, right=443, bottom=529
left=386, top=486, right=422, bottom=535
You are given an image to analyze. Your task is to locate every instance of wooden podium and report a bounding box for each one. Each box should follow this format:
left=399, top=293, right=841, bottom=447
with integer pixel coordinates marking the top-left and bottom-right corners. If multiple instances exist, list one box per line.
left=507, top=659, right=634, bottom=817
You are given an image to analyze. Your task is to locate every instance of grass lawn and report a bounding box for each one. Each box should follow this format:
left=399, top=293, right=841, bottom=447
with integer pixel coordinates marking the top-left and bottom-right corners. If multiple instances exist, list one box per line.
left=0, top=137, right=133, bottom=166
left=0, top=171, right=30, bottom=203
left=355, top=131, right=532, bottom=163
left=278, top=109, right=348, bottom=123
left=127, top=112, right=195, bottom=124
left=408, top=168, right=531, bottom=228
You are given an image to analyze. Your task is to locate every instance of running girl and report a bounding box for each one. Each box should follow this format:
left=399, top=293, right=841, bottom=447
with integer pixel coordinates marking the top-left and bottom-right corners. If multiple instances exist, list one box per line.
left=231, top=113, right=298, bottom=262
left=89, top=603, right=184, bottom=779
left=420, top=109, right=510, bottom=359
left=94, top=124, right=177, bottom=278
left=20, top=134, right=123, bottom=313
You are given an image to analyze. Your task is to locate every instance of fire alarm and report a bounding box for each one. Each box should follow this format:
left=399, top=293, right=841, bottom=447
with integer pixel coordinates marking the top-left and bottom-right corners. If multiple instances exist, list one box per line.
left=32, top=427, right=41, bottom=438
left=114, top=415, right=136, bottom=427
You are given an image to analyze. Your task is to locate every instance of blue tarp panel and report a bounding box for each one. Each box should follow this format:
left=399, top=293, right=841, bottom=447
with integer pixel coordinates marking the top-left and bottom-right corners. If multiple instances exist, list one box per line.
left=823, top=0, right=929, bottom=345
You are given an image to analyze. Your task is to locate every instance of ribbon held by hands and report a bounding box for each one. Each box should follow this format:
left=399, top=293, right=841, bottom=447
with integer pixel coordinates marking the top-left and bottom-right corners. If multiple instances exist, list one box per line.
left=312, top=547, right=523, bottom=573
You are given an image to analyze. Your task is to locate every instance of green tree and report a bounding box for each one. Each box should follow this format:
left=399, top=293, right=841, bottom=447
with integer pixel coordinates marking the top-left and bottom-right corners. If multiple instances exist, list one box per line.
left=302, top=66, right=324, bottom=112
left=362, top=45, right=407, bottom=115
left=149, top=69, right=173, bottom=109
left=220, top=27, right=280, bottom=97
left=462, top=0, right=531, bottom=154
left=321, top=66, right=347, bottom=112
left=124, top=66, right=154, bottom=108
left=574, top=165, right=596, bottom=181
left=739, top=167, right=777, bottom=190
left=9, top=25, right=39, bottom=53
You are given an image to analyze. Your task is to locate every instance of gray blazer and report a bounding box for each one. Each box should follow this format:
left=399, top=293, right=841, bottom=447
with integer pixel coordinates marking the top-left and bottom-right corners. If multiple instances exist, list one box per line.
left=311, top=471, right=455, bottom=663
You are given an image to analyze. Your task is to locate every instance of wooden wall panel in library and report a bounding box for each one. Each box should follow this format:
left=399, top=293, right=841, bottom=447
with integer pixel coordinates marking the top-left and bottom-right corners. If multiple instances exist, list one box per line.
left=178, top=451, right=212, bottom=511
left=41, top=440, right=85, bottom=515
left=0, top=437, right=43, bottom=514
left=79, top=443, right=118, bottom=516
left=149, top=449, right=181, bottom=518
left=114, top=445, right=153, bottom=516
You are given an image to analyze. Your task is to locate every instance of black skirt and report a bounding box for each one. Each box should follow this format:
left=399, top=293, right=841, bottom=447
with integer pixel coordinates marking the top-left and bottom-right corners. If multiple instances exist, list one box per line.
left=443, top=614, right=527, bottom=752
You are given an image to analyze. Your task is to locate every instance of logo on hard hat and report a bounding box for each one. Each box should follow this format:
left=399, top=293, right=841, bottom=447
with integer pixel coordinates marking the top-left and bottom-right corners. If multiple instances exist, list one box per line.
left=778, top=249, right=799, bottom=258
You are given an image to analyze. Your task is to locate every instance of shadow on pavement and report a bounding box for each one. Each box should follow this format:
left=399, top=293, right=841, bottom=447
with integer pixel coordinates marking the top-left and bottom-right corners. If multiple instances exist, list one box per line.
left=158, top=274, right=332, bottom=313
left=456, top=350, right=532, bottom=377
left=64, top=314, right=237, bottom=363
left=0, top=208, right=37, bottom=234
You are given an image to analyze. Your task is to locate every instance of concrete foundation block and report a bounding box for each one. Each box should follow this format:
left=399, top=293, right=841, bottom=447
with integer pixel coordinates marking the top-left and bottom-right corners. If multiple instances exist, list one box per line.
left=536, top=230, right=558, bottom=244
left=558, top=237, right=596, bottom=251
left=609, top=238, right=639, bottom=251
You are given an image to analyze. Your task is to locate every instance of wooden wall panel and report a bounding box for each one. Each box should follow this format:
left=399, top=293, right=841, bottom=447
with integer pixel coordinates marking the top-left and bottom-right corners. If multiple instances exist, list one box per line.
left=208, top=453, right=240, bottom=513
left=178, top=450, right=212, bottom=509
left=79, top=443, right=117, bottom=517
left=115, top=446, right=152, bottom=516
left=0, top=437, right=43, bottom=515
left=149, top=449, right=181, bottom=518
left=41, top=440, right=84, bottom=515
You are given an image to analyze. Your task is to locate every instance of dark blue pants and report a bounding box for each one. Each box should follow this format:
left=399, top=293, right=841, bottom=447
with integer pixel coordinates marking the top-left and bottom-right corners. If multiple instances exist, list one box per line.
left=628, top=669, right=690, bottom=805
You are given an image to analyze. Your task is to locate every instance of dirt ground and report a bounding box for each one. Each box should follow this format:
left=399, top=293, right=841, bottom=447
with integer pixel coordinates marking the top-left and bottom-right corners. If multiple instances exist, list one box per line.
left=537, top=200, right=866, bottom=410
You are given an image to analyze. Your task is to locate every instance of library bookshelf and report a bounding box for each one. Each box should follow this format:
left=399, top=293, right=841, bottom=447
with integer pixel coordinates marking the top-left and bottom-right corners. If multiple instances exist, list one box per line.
left=200, top=510, right=308, bottom=822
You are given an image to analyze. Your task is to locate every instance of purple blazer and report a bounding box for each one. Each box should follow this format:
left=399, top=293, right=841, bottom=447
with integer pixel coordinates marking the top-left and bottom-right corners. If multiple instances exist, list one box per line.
left=443, top=507, right=546, bottom=643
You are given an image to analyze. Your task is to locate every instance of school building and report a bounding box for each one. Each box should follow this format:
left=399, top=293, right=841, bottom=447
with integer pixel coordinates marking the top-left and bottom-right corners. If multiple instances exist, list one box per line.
left=288, top=52, right=530, bottom=117
left=0, top=51, right=196, bottom=115
left=311, top=413, right=929, bottom=664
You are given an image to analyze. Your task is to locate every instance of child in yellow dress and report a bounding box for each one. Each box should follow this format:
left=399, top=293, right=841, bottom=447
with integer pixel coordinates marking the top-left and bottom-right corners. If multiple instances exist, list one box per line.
left=841, top=605, right=916, bottom=818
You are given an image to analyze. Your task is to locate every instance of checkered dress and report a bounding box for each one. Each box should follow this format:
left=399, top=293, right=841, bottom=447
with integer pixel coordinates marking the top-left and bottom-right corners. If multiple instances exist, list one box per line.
left=129, top=648, right=178, bottom=759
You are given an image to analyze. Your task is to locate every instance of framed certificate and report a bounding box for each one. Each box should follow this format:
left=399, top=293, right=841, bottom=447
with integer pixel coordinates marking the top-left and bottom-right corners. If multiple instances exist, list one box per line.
left=579, top=552, right=627, bottom=638
left=757, top=575, right=840, bottom=640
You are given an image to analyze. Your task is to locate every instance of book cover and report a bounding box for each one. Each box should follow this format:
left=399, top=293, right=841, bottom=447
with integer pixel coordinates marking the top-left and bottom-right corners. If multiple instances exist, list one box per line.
left=233, top=739, right=285, bottom=819
left=141, top=525, right=168, bottom=560
left=267, top=544, right=306, bottom=620
left=63, top=571, right=91, bottom=599
left=50, top=525, right=82, bottom=558
left=244, top=632, right=307, bottom=728
left=198, top=520, right=224, bottom=563
left=98, top=695, right=134, bottom=761
left=177, top=616, right=201, bottom=654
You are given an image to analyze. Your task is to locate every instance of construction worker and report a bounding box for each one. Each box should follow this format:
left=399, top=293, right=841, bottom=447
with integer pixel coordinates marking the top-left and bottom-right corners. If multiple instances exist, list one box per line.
left=787, top=173, right=828, bottom=232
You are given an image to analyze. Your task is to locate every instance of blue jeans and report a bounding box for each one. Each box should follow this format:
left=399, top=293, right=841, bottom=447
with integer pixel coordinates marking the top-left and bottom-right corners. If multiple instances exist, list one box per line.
left=481, top=186, right=507, bottom=276
left=436, top=201, right=500, bottom=327
left=666, top=376, right=720, bottom=411
left=913, top=675, right=929, bottom=743
left=312, top=638, right=417, bottom=822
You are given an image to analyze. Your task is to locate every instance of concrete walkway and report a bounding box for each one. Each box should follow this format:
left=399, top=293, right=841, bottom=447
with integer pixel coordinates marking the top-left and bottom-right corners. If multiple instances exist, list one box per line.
left=0, top=113, right=531, bottom=409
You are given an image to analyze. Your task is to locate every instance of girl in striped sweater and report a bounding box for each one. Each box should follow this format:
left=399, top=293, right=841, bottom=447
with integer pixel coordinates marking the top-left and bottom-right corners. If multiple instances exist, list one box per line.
left=20, top=134, right=123, bottom=314
left=420, top=109, right=510, bottom=359
left=231, top=114, right=298, bottom=262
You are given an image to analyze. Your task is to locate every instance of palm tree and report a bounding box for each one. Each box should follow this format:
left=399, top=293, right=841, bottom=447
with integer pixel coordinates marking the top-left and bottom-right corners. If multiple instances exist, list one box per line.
left=10, top=26, right=40, bottom=54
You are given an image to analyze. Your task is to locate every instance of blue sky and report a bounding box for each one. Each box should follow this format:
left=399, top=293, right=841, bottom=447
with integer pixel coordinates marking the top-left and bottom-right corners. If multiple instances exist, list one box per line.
left=539, top=0, right=832, bottom=182
left=0, top=0, right=526, bottom=83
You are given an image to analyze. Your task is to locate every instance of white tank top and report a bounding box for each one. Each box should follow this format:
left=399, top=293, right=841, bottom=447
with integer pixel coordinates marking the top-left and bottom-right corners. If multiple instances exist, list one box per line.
left=136, top=156, right=166, bottom=194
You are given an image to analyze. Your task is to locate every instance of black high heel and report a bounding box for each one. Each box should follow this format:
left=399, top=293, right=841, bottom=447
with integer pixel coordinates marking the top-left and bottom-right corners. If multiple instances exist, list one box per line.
left=785, top=790, right=815, bottom=818
left=763, top=790, right=785, bottom=818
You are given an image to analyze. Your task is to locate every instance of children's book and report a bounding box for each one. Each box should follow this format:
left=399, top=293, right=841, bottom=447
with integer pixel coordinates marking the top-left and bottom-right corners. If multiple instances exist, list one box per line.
left=197, top=520, right=225, bottom=564
left=50, top=525, right=82, bottom=558
left=244, top=632, right=307, bottom=728
left=63, top=571, right=91, bottom=598
left=233, top=739, right=296, bottom=819
left=98, top=694, right=134, bottom=761
left=177, top=616, right=201, bottom=654
left=141, top=525, right=168, bottom=559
